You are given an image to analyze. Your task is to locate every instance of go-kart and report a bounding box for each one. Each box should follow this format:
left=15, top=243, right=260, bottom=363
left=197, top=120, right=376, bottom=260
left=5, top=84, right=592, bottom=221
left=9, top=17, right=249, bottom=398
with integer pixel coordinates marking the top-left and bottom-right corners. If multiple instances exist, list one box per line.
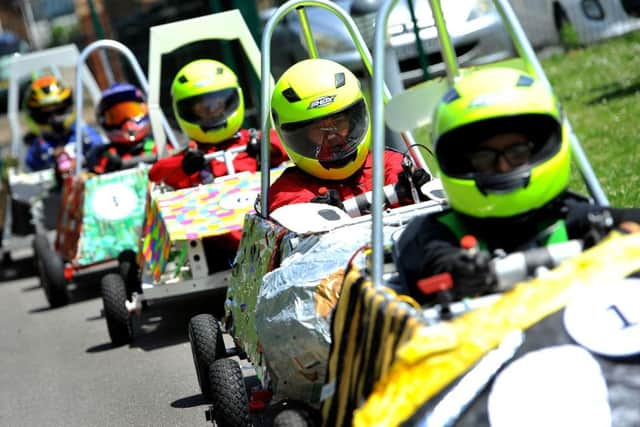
left=185, top=1, right=441, bottom=425
left=193, top=0, right=628, bottom=425
left=321, top=0, right=637, bottom=426
left=32, top=40, right=161, bottom=308
left=98, top=10, right=286, bottom=346
left=1, top=44, right=102, bottom=260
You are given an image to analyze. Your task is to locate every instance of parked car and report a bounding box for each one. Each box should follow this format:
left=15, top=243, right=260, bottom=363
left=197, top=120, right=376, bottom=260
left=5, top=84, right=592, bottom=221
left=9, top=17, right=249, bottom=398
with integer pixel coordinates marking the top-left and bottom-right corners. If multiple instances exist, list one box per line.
left=511, top=0, right=640, bottom=48
left=264, top=0, right=515, bottom=85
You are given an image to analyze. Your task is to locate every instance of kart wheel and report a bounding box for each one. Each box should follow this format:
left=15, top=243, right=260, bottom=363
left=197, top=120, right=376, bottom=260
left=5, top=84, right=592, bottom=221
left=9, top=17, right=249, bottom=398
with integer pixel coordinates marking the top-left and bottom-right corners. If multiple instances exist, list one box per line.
left=188, top=314, right=225, bottom=398
left=33, top=233, right=68, bottom=307
left=273, top=409, right=314, bottom=427
left=101, top=273, right=132, bottom=345
left=209, top=358, right=250, bottom=427
left=118, top=249, right=142, bottom=297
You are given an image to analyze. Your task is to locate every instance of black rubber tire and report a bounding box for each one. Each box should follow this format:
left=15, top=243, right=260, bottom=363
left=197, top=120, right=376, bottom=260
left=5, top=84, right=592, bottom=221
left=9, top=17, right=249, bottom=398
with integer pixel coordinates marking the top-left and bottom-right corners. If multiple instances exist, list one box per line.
left=273, top=409, right=313, bottom=427
left=118, top=249, right=142, bottom=297
left=33, top=233, right=68, bottom=307
left=209, top=358, right=250, bottom=427
left=188, top=314, right=225, bottom=398
left=101, top=273, right=132, bottom=345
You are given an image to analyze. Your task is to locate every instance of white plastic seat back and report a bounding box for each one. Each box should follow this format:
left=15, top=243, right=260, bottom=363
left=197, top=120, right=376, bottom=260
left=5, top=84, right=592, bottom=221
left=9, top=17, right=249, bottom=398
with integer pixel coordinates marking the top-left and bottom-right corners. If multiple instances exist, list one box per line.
left=7, top=44, right=101, bottom=165
left=147, top=10, right=264, bottom=157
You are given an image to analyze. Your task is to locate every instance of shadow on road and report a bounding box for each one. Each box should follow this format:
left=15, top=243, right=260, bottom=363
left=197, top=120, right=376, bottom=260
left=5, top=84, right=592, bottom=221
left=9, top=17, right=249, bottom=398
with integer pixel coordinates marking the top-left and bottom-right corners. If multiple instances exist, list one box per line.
left=85, top=297, right=224, bottom=353
left=0, top=255, right=37, bottom=282
left=171, top=394, right=209, bottom=409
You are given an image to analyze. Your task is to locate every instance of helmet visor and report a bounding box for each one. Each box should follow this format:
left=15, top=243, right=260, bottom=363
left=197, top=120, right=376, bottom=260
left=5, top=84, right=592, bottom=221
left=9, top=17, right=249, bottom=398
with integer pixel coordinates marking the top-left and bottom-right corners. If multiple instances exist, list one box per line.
left=279, top=100, right=368, bottom=162
left=30, top=97, right=73, bottom=125
left=437, top=115, right=561, bottom=178
left=102, top=101, right=148, bottom=129
left=176, top=88, right=239, bottom=131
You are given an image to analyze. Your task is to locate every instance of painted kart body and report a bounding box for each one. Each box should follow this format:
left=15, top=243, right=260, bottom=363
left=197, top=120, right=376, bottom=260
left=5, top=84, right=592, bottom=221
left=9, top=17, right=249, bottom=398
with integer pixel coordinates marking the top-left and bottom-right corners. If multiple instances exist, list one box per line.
left=55, top=167, right=149, bottom=267
left=227, top=200, right=443, bottom=404
left=139, top=168, right=285, bottom=292
left=323, top=230, right=640, bottom=427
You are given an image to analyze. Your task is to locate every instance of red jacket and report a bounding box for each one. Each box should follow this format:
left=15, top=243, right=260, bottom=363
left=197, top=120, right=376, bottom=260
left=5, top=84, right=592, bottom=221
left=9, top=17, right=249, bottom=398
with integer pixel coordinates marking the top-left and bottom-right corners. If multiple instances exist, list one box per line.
left=91, top=138, right=158, bottom=174
left=268, top=150, right=405, bottom=212
left=148, top=128, right=288, bottom=257
left=148, top=129, right=288, bottom=189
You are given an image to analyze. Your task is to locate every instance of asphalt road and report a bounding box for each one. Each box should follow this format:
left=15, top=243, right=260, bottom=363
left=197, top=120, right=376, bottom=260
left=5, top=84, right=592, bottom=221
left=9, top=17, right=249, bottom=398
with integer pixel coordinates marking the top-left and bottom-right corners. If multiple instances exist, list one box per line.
left=0, top=249, right=218, bottom=427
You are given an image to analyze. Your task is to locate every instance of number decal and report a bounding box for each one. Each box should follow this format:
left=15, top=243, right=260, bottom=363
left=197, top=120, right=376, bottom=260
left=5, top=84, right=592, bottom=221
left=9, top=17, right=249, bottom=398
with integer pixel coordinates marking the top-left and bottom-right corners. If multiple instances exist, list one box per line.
left=606, top=304, right=637, bottom=329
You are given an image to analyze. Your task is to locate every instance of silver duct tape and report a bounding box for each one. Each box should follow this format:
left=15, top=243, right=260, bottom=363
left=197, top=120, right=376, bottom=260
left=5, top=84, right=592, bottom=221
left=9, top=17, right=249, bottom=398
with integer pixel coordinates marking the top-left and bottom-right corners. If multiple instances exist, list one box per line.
left=255, top=220, right=398, bottom=403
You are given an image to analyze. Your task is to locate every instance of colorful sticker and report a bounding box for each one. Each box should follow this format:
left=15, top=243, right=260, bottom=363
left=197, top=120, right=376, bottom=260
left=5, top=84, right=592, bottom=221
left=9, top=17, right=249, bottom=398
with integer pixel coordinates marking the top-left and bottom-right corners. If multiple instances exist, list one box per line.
left=75, top=168, right=149, bottom=265
left=142, top=169, right=285, bottom=281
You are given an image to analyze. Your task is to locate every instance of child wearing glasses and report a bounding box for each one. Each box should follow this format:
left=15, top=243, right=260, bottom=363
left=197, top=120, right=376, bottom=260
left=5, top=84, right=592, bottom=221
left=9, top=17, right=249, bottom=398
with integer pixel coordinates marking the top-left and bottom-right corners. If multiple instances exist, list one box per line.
left=393, top=67, right=640, bottom=305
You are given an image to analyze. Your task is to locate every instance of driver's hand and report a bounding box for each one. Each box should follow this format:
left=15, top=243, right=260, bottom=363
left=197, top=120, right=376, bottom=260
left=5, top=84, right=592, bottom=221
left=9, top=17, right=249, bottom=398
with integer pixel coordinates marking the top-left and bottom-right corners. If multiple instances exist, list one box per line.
left=105, top=151, right=123, bottom=172
left=310, top=187, right=345, bottom=210
left=444, top=249, right=496, bottom=298
left=245, top=129, right=260, bottom=159
left=181, top=148, right=206, bottom=175
left=396, top=167, right=431, bottom=203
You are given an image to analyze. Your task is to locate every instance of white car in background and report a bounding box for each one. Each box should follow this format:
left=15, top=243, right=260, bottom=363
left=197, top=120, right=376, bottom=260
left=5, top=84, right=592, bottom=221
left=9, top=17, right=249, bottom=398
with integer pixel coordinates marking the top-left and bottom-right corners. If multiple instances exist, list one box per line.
left=266, top=0, right=515, bottom=85
left=511, top=0, right=640, bottom=48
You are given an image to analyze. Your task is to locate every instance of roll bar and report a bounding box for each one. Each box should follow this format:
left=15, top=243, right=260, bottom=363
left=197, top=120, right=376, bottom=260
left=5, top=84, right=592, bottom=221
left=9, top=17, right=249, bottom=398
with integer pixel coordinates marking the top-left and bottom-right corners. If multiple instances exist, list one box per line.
left=369, top=0, right=609, bottom=286
left=7, top=44, right=102, bottom=163
left=258, top=0, right=429, bottom=217
left=73, top=39, right=178, bottom=176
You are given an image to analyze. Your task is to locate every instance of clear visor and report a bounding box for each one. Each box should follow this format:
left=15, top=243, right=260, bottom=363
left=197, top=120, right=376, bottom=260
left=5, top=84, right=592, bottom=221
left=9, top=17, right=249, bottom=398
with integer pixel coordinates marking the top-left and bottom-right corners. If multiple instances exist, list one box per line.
left=279, top=100, right=368, bottom=162
left=176, top=88, right=239, bottom=131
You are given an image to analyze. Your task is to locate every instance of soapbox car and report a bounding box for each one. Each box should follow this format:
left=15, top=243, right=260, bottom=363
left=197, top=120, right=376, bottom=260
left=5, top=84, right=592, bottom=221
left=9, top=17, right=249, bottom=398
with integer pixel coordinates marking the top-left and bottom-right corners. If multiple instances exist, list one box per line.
left=189, top=0, right=622, bottom=425
left=98, top=10, right=287, bottom=346
left=1, top=44, right=102, bottom=261
left=321, top=1, right=637, bottom=426
left=186, top=1, right=439, bottom=425
left=32, top=40, right=162, bottom=308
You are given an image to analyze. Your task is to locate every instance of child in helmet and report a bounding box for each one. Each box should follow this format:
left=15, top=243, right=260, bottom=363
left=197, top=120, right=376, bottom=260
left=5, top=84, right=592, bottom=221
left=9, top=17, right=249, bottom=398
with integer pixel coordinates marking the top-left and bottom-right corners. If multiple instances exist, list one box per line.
left=148, top=59, right=288, bottom=189
left=394, top=67, right=640, bottom=305
left=89, top=83, right=155, bottom=174
left=267, top=58, right=429, bottom=213
left=23, top=75, right=103, bottom=172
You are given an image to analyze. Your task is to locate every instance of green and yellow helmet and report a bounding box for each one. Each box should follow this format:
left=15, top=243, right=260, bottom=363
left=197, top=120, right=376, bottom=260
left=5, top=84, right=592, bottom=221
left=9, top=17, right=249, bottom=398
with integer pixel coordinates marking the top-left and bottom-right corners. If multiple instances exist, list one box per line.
left=171, top=59, right=245, bottom=144
left=432, top=67, right=571, bottom=218
left=271, top=58, right=370, bottom=180
left=24, top=75, right=75, bottom=136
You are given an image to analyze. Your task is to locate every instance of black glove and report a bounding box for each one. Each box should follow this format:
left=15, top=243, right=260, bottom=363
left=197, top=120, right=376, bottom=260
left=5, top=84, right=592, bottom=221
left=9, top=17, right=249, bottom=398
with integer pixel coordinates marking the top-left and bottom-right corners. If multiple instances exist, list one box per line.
left=104, top=151, right=122, bottom=172
left=310, top=188, right=345, bottom=210
left=245, top=129, right=260, bottom=159
left=181, top=148, right=206, bottom=175
left=396, top=167, right=431, bottom=203
left=443, top=249, right=496, bottom=298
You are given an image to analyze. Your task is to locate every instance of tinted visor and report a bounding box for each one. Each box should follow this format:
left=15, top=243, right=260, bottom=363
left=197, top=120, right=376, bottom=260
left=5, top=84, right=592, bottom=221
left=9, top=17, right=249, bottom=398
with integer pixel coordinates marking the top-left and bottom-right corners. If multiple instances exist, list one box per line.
left=279, top=99, right=368, bottom=162
left=30, top=97, right=73, bottom=125
left=436, top=115, right=561, bottom=177
left=176, top=88, right=239, bottom=131
left=102, top=101, right=148, bottom=129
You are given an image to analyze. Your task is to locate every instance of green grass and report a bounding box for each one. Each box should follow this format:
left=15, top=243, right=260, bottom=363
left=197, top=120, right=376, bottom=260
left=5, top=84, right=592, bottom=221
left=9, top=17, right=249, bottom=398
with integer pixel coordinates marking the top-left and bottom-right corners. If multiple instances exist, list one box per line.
left=543, top=31, right=640, bottom=207
left=410, top=32, right=640, bottom=208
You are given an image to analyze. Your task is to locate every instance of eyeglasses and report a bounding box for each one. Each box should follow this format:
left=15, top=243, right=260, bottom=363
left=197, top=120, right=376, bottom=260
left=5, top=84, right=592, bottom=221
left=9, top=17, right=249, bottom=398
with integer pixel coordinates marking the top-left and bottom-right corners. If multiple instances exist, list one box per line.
left=468, top=141, right=534, bottom=172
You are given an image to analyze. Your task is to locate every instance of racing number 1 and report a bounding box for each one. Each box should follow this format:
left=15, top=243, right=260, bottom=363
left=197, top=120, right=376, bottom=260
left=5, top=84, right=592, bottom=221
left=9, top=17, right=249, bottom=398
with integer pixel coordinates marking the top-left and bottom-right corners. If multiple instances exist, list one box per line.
left=606, top=304, right=637, bottom=329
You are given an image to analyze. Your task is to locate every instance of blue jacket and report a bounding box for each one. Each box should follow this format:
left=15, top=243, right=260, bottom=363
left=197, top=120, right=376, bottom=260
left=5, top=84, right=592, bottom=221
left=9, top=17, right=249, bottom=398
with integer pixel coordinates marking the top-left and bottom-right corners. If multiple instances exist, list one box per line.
left=25, top=124, right=104, bottom=171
